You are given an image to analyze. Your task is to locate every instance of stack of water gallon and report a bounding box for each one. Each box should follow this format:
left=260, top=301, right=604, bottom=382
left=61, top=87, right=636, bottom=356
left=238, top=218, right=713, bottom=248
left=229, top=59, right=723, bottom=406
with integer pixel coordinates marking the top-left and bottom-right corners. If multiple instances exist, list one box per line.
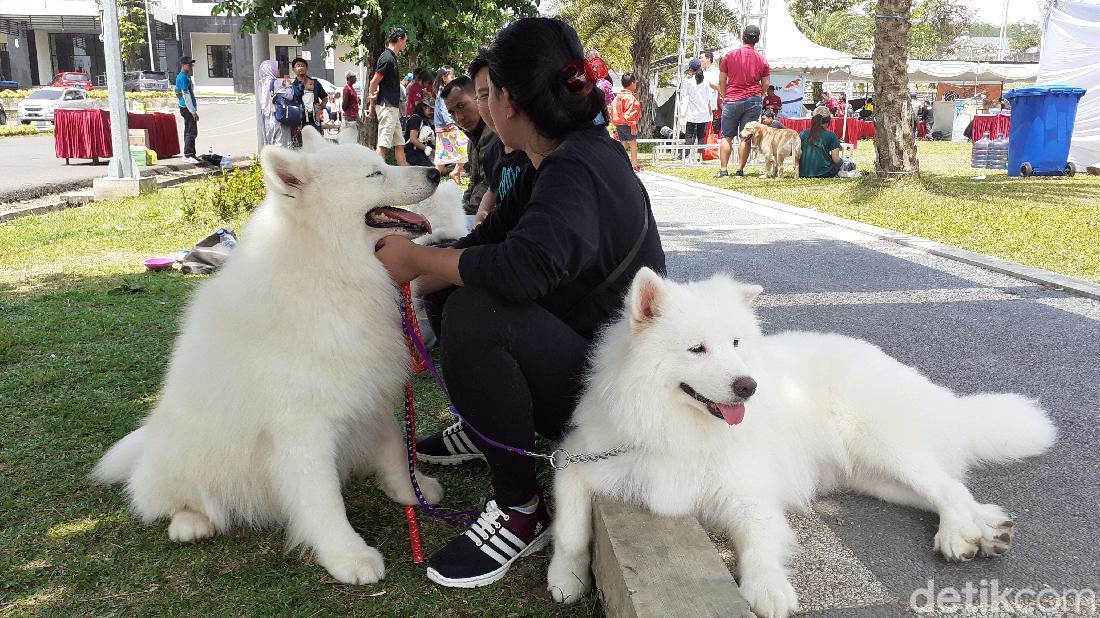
left=971, top=132, right=1009, bottom=171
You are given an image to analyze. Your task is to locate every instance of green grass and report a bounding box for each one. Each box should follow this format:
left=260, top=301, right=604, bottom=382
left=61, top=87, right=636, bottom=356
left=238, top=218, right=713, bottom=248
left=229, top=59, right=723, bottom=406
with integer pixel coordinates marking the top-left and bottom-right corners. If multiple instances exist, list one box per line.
left=0, top=185, right=601, bottom=617
left=657, top=141, right=1100, bottom=283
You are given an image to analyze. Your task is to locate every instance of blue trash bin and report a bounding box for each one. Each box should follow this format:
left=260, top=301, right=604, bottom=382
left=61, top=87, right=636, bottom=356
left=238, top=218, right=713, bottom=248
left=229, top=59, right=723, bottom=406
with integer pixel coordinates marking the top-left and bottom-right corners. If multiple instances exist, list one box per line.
left=1003, top=85, right=1086, bottom=177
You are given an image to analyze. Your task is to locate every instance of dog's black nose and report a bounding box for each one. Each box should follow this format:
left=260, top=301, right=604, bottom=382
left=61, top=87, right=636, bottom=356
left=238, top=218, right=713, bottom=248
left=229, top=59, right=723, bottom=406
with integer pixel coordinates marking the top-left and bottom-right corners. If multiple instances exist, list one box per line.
left=425, top=167, right=441, bottom=184
left=733, top=376, right=757, bottom=399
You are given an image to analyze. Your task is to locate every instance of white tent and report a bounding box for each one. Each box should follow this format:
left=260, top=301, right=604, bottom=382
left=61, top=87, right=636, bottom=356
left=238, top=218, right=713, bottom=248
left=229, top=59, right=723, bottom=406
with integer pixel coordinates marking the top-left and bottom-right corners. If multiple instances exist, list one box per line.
left=847, top=59, right=1039, bottom=83
left=754, top=0, right=853, bottom=79
left=1038, top=0, right=1100, bottom=166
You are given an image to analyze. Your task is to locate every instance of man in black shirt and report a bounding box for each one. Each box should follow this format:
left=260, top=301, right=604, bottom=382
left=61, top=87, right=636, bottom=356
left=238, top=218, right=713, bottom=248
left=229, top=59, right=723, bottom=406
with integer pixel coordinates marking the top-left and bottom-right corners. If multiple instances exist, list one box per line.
left=440, top=75, right=501, bottom=214
left=368, top=27, right=407, bottom=165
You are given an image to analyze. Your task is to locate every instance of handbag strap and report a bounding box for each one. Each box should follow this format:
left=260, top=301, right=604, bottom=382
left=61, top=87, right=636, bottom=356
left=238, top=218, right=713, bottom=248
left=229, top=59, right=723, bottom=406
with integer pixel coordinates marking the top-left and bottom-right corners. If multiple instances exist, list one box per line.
left=563, top=174, right=651, bottom=319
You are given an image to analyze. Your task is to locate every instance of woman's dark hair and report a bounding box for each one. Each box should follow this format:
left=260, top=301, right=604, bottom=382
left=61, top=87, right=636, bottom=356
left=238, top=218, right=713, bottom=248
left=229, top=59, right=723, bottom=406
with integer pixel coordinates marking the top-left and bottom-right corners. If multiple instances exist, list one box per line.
left=485, top=18, right=607, bottom=140
left=620, top=72, right=637, bottom=88
left=414, top=99, right=432, bottom=119
left=808, top=113, right=829, bottom=145
left=433, top=66, right=453, bottom=95
left=694, top=70, right=704, bottom=85
left=291, top=57, right=308, bottom=69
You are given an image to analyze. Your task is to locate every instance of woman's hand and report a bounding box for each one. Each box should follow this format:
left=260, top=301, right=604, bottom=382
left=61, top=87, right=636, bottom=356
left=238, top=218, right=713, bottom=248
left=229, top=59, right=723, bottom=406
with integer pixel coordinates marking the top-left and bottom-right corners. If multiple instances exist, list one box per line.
left=374, top=235, right=420, bottom=284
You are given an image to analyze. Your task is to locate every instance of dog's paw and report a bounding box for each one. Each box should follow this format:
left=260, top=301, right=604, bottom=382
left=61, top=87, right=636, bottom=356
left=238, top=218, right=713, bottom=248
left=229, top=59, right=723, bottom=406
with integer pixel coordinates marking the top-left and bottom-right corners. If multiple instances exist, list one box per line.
left=415, top=472, right=444, bottom=505
left=547, top=555, right=592, bottom=604
left=168, top=509, right=215, bottom=543
left=739, top=571, right=799, bottom=618
left=318, top=545, right=386, bottom=585
left=976, top=503, right=1014, bottom=558
left=935, top=504, right=1014, bottom=562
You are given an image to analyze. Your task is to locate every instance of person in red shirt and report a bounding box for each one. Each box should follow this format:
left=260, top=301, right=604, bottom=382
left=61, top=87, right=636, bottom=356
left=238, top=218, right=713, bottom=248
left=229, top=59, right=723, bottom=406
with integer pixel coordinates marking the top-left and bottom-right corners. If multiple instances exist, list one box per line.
left=717, top=25, right=770, bottom=178
left=341, top=70, right=359, bottom=128
left=764, top=85, right=782, bottom=115
left=610, top=72, right=643, bottom=172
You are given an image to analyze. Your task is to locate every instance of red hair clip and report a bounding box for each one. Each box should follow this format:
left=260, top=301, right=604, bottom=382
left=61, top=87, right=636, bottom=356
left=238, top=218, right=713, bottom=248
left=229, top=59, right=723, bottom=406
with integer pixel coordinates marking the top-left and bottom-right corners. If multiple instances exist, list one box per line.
left=560, top=60, right=592, bottom=95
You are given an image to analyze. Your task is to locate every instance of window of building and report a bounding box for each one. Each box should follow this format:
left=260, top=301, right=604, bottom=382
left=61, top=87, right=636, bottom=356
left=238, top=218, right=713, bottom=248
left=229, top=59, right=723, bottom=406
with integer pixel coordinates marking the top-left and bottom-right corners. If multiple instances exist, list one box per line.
left=206, top=44, right=232, bottom=78
left=275, top=45, right=303, bottom=78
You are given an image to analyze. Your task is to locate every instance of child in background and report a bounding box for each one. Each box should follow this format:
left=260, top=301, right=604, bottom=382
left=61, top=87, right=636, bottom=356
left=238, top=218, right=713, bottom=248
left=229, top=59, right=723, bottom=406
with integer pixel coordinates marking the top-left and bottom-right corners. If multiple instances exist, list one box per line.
left=611, top=72, right=642, bottom=172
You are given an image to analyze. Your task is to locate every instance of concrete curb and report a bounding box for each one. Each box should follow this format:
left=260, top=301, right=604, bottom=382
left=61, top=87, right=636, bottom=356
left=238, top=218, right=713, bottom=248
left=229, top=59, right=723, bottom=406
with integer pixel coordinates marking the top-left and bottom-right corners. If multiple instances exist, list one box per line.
left=0, top=154, right=253, bottom=206
left=645, top=171, right=1100, bottom=302
left=0, top=158, right=254, bottom=224
left=592, top=497, right=754, bottom=617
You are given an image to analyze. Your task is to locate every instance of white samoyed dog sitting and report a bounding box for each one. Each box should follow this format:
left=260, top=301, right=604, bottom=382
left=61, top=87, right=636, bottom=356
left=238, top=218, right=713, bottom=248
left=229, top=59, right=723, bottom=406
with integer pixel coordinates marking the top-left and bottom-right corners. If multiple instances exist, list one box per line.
left=92, top=128, right=444, bottom=585
left=409, top=180, right=467, bottom=246
left=548, top=268, right=1056, bottom=618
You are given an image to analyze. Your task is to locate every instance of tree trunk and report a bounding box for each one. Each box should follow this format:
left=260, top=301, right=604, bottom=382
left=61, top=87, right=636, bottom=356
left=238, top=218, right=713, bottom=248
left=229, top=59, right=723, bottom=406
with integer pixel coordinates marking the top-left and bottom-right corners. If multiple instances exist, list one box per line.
left=871, top=0, right=918, bottom=176
left=357, top=18, right=385, bottom=149
left=631, top=15, right=656, bottom=138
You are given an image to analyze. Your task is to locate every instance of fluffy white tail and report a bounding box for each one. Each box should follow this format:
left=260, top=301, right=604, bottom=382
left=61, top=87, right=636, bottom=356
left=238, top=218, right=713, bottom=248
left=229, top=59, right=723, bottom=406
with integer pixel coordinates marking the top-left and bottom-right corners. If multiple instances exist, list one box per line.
left=91, top=427, right=146, bottom=485
left=958, top=393, right=1056, bottom=463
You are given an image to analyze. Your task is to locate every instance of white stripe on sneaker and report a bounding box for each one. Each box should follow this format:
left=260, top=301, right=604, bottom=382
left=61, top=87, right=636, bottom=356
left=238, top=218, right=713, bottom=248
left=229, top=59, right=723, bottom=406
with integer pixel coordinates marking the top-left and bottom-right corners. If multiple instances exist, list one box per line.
left=497, top=526, right=526, bottom=550
left=478, top=542, right=510, bottom=565
left=490, top=535, right=520, bottom=559
left=443, top=434, right=461, bottom=455
left=457, top=431, right=479, bottom=454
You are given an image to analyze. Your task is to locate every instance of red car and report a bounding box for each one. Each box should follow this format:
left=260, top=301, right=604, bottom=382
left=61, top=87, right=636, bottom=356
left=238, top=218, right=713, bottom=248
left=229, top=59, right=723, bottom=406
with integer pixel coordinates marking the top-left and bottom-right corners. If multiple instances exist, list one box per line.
left=50, top=72, right=94, bottom=91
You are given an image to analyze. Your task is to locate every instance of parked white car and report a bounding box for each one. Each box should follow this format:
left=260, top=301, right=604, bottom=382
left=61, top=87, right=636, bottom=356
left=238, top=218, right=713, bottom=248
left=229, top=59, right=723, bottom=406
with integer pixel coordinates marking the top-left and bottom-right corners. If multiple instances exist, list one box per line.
left=18, top=87, right=94, bottom=124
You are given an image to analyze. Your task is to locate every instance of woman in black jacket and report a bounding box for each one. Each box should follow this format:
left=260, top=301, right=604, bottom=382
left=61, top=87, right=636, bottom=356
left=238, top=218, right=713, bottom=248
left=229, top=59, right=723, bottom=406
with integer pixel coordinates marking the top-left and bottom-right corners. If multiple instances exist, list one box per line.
left=374, top=17, right=665, bottom=588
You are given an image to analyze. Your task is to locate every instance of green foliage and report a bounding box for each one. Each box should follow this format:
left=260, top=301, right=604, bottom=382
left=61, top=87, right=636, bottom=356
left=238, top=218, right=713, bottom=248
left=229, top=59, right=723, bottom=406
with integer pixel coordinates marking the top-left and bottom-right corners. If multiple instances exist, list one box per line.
left=968, top=20, right=1041, bottom=52
left=94, top=0, right=149, bottom=67
left=909, top=0, right=974, bottom=59
left=0, top=89, right=35, bottom=98
left=177, top=161, right=266, bottom=223
left=0, top=124, right=45, bottom=138
left=213, top=0, right=536, bottom=78
left=794, top=10, right=874, bottom=55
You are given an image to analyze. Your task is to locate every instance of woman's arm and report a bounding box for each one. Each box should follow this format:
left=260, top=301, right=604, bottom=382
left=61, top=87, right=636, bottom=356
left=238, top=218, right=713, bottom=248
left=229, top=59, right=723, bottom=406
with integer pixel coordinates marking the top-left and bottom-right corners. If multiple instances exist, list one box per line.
left=408, top=127, right=425, bottom=150
left=829, top=148, right=842, bottom=164
left=375, top=236, right=464, bottom=286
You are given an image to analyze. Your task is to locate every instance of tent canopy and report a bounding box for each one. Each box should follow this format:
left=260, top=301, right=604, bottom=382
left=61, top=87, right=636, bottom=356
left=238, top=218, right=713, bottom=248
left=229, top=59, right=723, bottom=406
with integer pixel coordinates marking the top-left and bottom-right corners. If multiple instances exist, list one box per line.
left=1038, top=0, right=1100, bottom=165
left=847, top=58, right=1040, bottom=83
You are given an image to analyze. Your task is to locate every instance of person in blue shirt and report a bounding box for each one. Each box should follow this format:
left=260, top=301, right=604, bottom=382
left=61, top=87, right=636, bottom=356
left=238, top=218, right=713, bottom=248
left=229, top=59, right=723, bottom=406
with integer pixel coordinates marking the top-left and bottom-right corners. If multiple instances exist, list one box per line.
left=175, top=56, right=198, bottom=159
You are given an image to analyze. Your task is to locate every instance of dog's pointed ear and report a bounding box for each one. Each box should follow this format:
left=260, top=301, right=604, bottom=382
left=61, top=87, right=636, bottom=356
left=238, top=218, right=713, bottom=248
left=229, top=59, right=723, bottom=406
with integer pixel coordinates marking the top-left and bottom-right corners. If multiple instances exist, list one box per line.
left=629, top=267, right=664, bottom=329
left=741, top=284, right=763, bottom=304
left=299, top=126, right=330, bottom=153
left=259, top=145, right=313, bottom=198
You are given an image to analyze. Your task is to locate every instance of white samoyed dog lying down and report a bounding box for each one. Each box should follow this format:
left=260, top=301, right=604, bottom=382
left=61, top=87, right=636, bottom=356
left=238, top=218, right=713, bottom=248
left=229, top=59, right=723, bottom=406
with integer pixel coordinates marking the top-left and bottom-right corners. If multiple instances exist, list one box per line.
left=409, top=180, right=468, bottom=246
left=548, top=268, right=1056, bottom=618
left=92, top=128, right=444, bottom=585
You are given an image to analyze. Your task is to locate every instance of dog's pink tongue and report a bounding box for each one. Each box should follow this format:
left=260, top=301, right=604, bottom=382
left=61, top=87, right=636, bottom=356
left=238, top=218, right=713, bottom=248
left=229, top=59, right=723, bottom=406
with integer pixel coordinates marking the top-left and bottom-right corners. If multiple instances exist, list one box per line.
left=716, top=403, right=746, bottom=425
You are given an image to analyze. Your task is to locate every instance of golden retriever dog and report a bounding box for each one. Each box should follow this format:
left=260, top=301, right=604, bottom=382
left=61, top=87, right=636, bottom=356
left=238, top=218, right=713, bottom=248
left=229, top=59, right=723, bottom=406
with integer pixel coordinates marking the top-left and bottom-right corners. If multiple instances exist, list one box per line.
left=740, top=121, right=802, bottom=179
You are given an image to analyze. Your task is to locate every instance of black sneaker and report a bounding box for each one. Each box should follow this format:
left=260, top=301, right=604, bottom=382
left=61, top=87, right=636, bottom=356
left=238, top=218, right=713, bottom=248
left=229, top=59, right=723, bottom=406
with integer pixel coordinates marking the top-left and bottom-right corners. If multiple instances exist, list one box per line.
left=426, top=498, right=551, bottom=588
left=715, top=169, right=729, bottom=178
left=734, top=169, right=745, bottom=177
left=416, top=421, right=485, bottom=465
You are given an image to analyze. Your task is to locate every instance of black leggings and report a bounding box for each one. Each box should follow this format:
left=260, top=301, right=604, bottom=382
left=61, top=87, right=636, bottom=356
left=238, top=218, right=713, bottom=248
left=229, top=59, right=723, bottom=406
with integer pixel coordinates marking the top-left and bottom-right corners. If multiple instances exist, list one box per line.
left=426, top=286, right=591, bottom=507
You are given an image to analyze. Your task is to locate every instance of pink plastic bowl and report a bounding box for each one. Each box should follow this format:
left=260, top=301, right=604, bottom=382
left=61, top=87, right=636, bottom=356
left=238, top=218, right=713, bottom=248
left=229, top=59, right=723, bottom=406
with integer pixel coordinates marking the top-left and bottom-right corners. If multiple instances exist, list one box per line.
left=143, top=257, right=175, bottom=271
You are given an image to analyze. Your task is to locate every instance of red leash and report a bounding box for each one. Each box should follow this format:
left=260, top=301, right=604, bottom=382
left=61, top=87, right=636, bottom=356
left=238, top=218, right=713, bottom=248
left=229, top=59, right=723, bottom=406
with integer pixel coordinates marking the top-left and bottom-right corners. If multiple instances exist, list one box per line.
left=400, top=283, right=425, bottom=564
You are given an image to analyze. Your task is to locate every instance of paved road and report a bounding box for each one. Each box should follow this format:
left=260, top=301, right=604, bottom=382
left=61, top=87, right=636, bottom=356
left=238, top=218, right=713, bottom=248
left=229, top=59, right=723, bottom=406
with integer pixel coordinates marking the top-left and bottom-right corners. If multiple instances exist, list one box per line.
left=642, top=173, right=1100, bottom=617
left=0, top=103, right=257, bottom=201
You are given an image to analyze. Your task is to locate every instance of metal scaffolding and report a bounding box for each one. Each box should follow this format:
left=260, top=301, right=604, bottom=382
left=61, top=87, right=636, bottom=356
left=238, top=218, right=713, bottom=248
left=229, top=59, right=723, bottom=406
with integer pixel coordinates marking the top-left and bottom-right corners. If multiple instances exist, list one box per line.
left=672, top=0, right=704, bottom=135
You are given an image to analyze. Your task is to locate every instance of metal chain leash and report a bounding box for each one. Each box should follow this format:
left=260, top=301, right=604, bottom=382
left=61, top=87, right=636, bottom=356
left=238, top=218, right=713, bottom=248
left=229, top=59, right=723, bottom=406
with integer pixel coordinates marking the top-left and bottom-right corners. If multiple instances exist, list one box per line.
left=547, top=444, right=631, bottom=470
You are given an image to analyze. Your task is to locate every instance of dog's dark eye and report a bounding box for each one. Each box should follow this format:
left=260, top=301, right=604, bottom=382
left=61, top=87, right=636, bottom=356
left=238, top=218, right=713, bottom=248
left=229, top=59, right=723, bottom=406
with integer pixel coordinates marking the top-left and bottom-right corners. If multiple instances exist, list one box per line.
left=733, top=339, right=740, bottom=348
left=365, top=171, right=382, bottom=178
left=689, top=344, right=707, bottom=354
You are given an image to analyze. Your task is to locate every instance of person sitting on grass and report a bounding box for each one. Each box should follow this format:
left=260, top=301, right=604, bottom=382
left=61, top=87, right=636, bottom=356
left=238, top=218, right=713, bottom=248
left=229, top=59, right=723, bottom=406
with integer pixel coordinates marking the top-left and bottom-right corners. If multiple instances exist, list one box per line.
left=799, top=106, right=842, bottom=178
left=611, top=72, right=642, bottom=172
left=761, top=109, right=784, bottom=129
left=404, top=99, right=435, bottom=167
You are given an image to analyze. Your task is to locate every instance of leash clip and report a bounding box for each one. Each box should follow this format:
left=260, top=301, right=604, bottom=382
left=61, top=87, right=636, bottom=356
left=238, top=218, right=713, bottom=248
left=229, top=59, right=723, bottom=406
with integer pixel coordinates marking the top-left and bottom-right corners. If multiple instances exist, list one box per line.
left=549, top=449, right=572, bottom=470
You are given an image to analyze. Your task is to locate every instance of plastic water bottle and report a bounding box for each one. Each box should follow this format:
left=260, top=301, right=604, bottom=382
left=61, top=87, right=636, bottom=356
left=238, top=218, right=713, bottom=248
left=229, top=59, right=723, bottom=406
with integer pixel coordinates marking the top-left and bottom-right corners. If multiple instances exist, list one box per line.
left=206, top=146, right=214, bottom=158
left=989, top=132, right=1008, bottom=170
left=971, top=132, right=990, bottom=169
left=216, top=228, right=237, bottom=250
left=220, top=155, right=232, bottom=172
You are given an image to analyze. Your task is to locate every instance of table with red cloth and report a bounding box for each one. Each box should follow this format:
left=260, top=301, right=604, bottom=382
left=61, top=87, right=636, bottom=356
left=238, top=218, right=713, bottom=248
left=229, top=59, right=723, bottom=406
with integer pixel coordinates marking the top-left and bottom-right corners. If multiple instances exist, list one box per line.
left=969, top=114, right=1011, bottom=142
left=54, top=108, right=180, bottom=162
left=780, top=117, right=876, bottom=148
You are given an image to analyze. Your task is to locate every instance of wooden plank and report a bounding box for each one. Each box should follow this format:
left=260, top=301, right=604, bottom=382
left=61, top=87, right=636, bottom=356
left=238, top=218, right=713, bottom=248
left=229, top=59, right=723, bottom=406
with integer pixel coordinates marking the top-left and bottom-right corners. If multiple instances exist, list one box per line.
left=591, top=496, right=754, bottom=618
